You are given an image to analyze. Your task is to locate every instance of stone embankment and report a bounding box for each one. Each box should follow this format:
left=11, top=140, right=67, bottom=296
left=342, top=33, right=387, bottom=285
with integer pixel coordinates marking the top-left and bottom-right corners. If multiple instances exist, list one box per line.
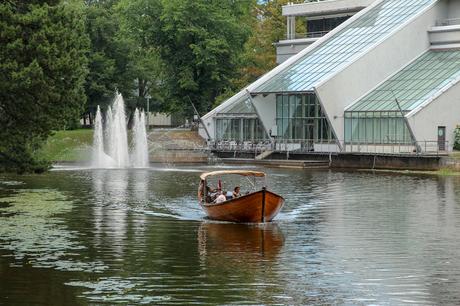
left=148, top=129, right=211, bottom=163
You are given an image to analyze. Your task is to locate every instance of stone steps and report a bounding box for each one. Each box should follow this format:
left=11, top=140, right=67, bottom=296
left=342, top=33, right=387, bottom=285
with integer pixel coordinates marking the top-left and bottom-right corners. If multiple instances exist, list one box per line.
left=148, top=129, right=210, bottom=163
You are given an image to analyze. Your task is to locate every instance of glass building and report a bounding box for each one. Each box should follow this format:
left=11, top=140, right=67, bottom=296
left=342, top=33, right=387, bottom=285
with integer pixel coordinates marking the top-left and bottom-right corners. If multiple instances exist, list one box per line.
left=345, top=50, right=460, bottom=145
left=201, top=0, right=460, bottom=154
left=275, top=93, right=334, bottom=141
left=214, top=97, right=267, bottom=142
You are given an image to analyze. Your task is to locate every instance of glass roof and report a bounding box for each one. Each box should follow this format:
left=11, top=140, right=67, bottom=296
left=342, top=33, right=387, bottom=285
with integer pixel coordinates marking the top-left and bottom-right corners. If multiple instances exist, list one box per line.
left=217, top=96, right=256, bottom=114
left=253, top=0, right=436, bottom=94
left=347, top=50, right=460, bottom=112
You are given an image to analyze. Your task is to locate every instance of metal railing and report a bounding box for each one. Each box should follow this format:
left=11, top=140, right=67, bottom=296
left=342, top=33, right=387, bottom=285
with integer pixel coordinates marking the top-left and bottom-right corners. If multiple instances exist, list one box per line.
left=435, top=18, right=460, bottom=26
left=345, top=140, right=449, bottom=155
left=209, top=139, right=449, bottom=156
left=284, top=31, right=329, bottom=40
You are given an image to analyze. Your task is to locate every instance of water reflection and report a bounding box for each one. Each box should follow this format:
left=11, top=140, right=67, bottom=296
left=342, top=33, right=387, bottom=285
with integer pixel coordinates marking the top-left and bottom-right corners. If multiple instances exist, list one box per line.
left=2, top=168, right=460, bottom=305
left=197, top=222, right=284, bottom=262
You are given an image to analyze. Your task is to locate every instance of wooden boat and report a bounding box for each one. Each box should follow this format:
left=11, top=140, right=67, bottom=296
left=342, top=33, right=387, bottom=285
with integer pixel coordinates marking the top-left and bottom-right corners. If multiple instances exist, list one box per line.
left=198, top=170, right=284, bottom=223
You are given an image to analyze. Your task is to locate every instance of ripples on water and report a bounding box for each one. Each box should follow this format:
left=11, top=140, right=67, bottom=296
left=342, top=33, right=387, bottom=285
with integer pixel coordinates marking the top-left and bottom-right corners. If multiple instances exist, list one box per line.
left=1, top=165, right=460, bottom=305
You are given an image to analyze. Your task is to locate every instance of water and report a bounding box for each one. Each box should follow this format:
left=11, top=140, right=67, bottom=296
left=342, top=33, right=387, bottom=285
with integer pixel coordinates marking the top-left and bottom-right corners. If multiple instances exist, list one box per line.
left=92, top=106, right=115, bottom=168
left=91, top=94, right=148, bottom=168
left=1, top=166, right=460, bottom=305
left=131, top=109, right=149, bottom=168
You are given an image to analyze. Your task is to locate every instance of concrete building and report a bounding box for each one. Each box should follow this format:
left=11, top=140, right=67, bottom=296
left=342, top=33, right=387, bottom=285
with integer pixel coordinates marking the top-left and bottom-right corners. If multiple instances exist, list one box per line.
left=200, top=0, right=460, bottom=155
left=276, top=0, right=373, bottom=64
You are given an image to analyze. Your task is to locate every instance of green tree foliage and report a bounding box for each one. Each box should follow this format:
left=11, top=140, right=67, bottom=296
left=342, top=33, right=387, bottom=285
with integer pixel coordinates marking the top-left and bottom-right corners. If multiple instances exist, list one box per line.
left=125, top=0, right=252, bottom=115
left=215, top=0, right=304, bottom=107
left=84, top=0, right=132, bottom=114
left=0, top=1, right=89, bottom=173
left=454, top=126, right=460, bottom=151
left=115, top=0, right=165, bottom=122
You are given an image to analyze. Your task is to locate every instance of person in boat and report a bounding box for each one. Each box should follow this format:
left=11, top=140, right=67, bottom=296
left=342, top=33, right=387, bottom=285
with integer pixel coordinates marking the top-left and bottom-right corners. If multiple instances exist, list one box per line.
left=225, top=190, right=233, bottom=200
left=233, top=186, right=241, bottom=198
left=206, top=185, right=221, bottom=203
left=215, top=191, right=227, bottom=203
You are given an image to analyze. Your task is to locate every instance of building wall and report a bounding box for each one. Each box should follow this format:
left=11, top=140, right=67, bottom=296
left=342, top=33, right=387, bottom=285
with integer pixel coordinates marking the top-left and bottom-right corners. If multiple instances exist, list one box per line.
left=447, top=0, right=460, bottom=19
left=200, top=117, right=215, bottom=140
left=282, top=0, right=373, bottom=17
left=408, top=80, right=460, bottom=152
left=315, top=2, right=442, bottom=146
left=252, top=94, right=277, bottom=136
left=275, top=39, right=317, bottom=64
left=147, top=112, right=171, bottom=126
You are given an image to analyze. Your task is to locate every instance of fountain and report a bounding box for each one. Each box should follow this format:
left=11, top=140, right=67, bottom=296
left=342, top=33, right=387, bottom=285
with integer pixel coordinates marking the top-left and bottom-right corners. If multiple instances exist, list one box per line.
left=131, top=109, right=149, bottom=168
left=91, top=94, right=149, bottom=168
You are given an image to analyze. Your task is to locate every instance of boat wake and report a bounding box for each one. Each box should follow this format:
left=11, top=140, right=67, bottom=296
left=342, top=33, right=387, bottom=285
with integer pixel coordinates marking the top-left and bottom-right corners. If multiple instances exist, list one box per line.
left=274, top=200, right=320, bottom=221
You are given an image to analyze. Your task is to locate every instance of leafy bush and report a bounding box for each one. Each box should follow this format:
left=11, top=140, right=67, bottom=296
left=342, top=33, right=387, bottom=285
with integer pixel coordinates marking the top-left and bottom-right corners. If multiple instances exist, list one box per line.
left=454, top=126, right=460, bottom=150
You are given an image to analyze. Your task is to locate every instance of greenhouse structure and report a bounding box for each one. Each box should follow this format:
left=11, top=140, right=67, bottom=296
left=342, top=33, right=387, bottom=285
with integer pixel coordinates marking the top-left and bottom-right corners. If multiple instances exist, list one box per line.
left=200, top=0, right=460, bottom=154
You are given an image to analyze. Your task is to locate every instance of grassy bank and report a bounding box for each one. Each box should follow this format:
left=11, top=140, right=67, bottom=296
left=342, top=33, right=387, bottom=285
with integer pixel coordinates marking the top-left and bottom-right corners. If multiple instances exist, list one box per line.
left=35, top=129, right=93, bottom=162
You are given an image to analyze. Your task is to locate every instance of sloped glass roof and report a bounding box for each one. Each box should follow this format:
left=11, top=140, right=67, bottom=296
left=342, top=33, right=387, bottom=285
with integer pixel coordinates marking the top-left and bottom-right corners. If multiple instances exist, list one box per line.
left=217, top=96, right=256, bottom=114
left=347, top=50, right=460, bottom=112
left=253, top=0, right=436, bottom=94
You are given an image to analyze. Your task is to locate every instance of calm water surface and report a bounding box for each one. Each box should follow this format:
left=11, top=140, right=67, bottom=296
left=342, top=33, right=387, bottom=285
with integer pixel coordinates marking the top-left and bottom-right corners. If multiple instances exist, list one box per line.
left=1, top=164, right=460, bottom=305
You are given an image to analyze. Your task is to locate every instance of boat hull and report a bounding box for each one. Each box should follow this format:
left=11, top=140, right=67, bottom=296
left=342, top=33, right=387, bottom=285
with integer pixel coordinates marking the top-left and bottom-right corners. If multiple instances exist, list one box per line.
left=200, top=189, right=284, bottom=223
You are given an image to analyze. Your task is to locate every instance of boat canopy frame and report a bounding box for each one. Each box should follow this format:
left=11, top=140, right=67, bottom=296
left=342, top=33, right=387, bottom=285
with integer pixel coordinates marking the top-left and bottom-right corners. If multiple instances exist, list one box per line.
left=200, top=170, right=266, bottom=181
left=199, top=170, right=267, bottom=203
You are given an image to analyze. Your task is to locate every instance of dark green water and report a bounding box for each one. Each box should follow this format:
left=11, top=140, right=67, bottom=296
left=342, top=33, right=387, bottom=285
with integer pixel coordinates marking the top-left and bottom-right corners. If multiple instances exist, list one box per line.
left=1, top=165, right=460, bottom=305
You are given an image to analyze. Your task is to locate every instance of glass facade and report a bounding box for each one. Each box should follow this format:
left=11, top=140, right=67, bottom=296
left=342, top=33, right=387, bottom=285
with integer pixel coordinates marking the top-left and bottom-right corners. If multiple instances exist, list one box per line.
left=348, top=50, right=460, bottom=112
left=217, top=96, right=256, bottom=114
left=344, top=111, right=411, bottom=144
left=215, top=96, right=267, bottom=141
left=307, top=16, right=350, bottom=34
left=254, top=0, right=436, bottom=93
left=215, top=118, right=266, bottom=141
left=344, top=50, right=460, bottom=145
left=276, top=93, right=335, bottom=141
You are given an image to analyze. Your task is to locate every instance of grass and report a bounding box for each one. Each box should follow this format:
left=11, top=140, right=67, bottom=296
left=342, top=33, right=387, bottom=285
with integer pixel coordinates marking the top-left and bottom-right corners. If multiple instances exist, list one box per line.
left=449, top=151, right=460, bottom=160
left=35, top=129, right=93, bottom=162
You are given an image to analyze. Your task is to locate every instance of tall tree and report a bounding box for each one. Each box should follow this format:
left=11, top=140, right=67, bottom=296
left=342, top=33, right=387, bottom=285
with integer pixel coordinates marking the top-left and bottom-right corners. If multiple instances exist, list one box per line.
left=130, top=0, right=252, bottom=115
left=116, top=0, right=165, bottom=122
left=84, top=0, right=133, bottom=118
left=215, top=0, right=305, bottom=106
left=0, top=1, right=89, bottom=172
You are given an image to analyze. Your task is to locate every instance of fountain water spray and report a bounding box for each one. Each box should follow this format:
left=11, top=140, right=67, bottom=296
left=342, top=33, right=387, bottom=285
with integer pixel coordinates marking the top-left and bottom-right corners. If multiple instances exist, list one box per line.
left=111, top=94, right=130, bottom=167
left=90, top=94, right=149, bottom=168
left=92, top=106, right=116, bottom=168
left=131, top=109, right=149, bottom=168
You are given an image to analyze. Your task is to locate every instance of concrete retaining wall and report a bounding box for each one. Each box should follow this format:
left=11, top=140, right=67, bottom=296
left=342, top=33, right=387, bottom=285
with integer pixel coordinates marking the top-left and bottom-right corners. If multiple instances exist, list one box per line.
left=213, top=150, right=443, bottom=171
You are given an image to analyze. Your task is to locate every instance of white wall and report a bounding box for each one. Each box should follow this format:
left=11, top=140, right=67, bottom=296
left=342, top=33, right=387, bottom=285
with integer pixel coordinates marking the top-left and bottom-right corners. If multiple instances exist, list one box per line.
left=408, top=80, right=460, bottom=152
left=200, top=116, right=215, bottom=140
left=252, top=94, right=277, bottom=136
left=148, top=112, right=171, bottom=126
left=315, top=2, right=442, bottom=145
left=276, top=39, right=317, bottom=64
left=282, top=0, right=373, bottom=17
left=447, top=0, right=460, bottom=20
left=429, top=25, right=460, bottom=46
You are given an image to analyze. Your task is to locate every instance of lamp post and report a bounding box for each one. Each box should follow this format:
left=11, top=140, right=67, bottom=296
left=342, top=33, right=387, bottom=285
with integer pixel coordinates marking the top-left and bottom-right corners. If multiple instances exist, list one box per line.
left=146, top=94, right=151, bottom=131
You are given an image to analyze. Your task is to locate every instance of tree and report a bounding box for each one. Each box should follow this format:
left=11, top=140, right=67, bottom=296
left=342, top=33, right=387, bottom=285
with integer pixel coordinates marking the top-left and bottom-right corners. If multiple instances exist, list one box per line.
left=215, top=0, right=305, bottom=106
left=116, top=0, right=165, bottom=124
left=84, top=0, right=133, bottom=122
left=131, top=0, right=252, bottom=115
left=0, top=1, right=89, bottom=173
